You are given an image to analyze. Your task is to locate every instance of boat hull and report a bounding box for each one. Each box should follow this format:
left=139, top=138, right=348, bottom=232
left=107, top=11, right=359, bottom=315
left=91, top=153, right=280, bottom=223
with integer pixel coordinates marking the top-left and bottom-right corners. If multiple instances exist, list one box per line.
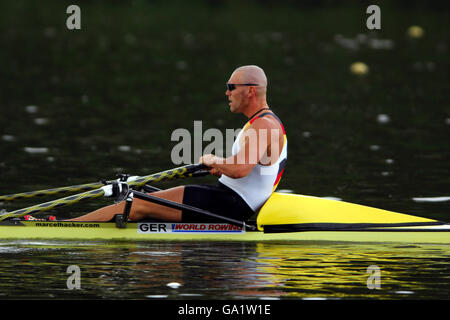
left=1, top=220, right=449, bottom=244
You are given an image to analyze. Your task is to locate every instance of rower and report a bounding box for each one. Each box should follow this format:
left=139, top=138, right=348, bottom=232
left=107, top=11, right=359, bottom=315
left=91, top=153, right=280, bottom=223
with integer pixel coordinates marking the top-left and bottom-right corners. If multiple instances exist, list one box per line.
left=67, top=65, right=287, bottom=225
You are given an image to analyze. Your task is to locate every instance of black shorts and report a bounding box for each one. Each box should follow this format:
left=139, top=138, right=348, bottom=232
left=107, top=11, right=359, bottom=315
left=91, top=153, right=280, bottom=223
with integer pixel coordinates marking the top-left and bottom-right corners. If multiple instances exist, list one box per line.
left=181, top=182, right=255, bottom=223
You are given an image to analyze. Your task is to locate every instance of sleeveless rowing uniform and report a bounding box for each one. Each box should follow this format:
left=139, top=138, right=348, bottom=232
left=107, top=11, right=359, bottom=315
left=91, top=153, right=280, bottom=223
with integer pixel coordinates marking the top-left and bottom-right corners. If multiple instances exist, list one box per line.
left=219, top=112, right=287, bottom=212
left=181, top=111, right=287, bottom=222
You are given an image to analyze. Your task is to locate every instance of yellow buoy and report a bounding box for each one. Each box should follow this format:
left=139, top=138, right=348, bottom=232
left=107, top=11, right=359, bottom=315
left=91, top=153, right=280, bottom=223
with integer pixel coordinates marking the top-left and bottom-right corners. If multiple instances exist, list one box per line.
left=407, top=25, right=424, bottom=39
left=350, top=62, right=369, bottom=76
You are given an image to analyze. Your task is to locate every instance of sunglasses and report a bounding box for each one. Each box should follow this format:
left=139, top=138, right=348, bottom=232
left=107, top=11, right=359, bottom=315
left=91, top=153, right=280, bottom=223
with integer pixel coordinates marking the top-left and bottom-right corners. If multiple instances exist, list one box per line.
left=226, top=83, right=259, bottom=91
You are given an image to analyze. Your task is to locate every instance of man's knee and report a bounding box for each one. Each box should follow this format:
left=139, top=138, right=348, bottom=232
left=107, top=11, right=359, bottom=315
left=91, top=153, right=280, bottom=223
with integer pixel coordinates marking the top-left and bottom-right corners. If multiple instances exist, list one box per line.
left=128, top=203, right=147, bottom=221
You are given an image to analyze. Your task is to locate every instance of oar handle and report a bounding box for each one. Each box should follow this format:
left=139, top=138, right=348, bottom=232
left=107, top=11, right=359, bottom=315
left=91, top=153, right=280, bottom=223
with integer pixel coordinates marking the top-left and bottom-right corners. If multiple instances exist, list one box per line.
left=184, top=163, right=209, bottom=172
left=188, top=164, right=210, bottom=177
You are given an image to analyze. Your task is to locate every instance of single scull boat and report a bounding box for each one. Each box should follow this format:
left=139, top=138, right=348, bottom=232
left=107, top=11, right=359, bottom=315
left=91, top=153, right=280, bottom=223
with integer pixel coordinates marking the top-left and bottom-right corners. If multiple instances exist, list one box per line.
left=1, top=164, right=449, bottom=244
left=1, top=192, right=449, bottom=244
left=0, top=219, right=449, bottom=244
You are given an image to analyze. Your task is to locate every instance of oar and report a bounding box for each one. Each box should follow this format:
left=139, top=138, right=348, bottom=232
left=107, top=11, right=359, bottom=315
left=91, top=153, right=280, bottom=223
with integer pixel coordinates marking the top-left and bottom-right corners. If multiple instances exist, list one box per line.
left=0, top=164, right=208, bottom=202
left=0, top=164, right=208, bottom=221
left=0, top=182, right=106, bottom=202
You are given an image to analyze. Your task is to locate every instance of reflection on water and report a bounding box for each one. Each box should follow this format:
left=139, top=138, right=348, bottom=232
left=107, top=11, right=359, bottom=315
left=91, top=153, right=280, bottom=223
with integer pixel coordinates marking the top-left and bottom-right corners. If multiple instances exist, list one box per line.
left=253, top=243, right=450, bottom=299
left=0, top=241, right=449, bottom=300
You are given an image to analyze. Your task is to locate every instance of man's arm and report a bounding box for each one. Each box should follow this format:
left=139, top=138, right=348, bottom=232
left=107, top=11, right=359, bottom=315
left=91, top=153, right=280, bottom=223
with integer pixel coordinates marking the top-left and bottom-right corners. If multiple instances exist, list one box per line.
left=200, top=117, right=283, bottom=178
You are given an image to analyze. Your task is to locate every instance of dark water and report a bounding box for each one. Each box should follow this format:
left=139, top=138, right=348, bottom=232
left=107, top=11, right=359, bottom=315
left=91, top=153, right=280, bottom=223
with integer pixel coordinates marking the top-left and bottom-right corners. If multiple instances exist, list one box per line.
left=0, top=0, right=449, bottom=300
left=1, top=240, right=449, bottom=300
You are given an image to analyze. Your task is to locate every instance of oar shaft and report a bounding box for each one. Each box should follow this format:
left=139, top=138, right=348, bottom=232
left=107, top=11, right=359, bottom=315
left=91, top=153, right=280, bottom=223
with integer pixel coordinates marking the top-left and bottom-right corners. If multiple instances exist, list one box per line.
left=0, top=182, right=104, bottom=202
left=0, top=189, right=106, bottom=220
left=0, top=164, right=208, bottom=202
left=128, top=164, right=207, bottom=188
left=0, top=164, right=208, bottom=221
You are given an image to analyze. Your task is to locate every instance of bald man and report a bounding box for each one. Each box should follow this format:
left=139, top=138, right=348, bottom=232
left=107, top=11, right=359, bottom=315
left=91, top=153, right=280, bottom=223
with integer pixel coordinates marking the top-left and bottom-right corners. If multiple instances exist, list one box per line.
left=70, top=65, right=287, bottom=223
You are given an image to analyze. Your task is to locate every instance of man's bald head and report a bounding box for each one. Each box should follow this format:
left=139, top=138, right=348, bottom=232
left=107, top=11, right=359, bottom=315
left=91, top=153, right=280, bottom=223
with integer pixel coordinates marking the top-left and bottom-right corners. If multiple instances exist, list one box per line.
left=232, top=65, right=267, bottom=87
left=230, top=65, right=268, bottom=97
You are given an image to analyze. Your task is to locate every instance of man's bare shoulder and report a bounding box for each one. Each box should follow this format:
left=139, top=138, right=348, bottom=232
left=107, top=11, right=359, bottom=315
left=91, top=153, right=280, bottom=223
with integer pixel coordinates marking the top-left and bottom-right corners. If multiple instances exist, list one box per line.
left=248, top=113, right=283, bottom=131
